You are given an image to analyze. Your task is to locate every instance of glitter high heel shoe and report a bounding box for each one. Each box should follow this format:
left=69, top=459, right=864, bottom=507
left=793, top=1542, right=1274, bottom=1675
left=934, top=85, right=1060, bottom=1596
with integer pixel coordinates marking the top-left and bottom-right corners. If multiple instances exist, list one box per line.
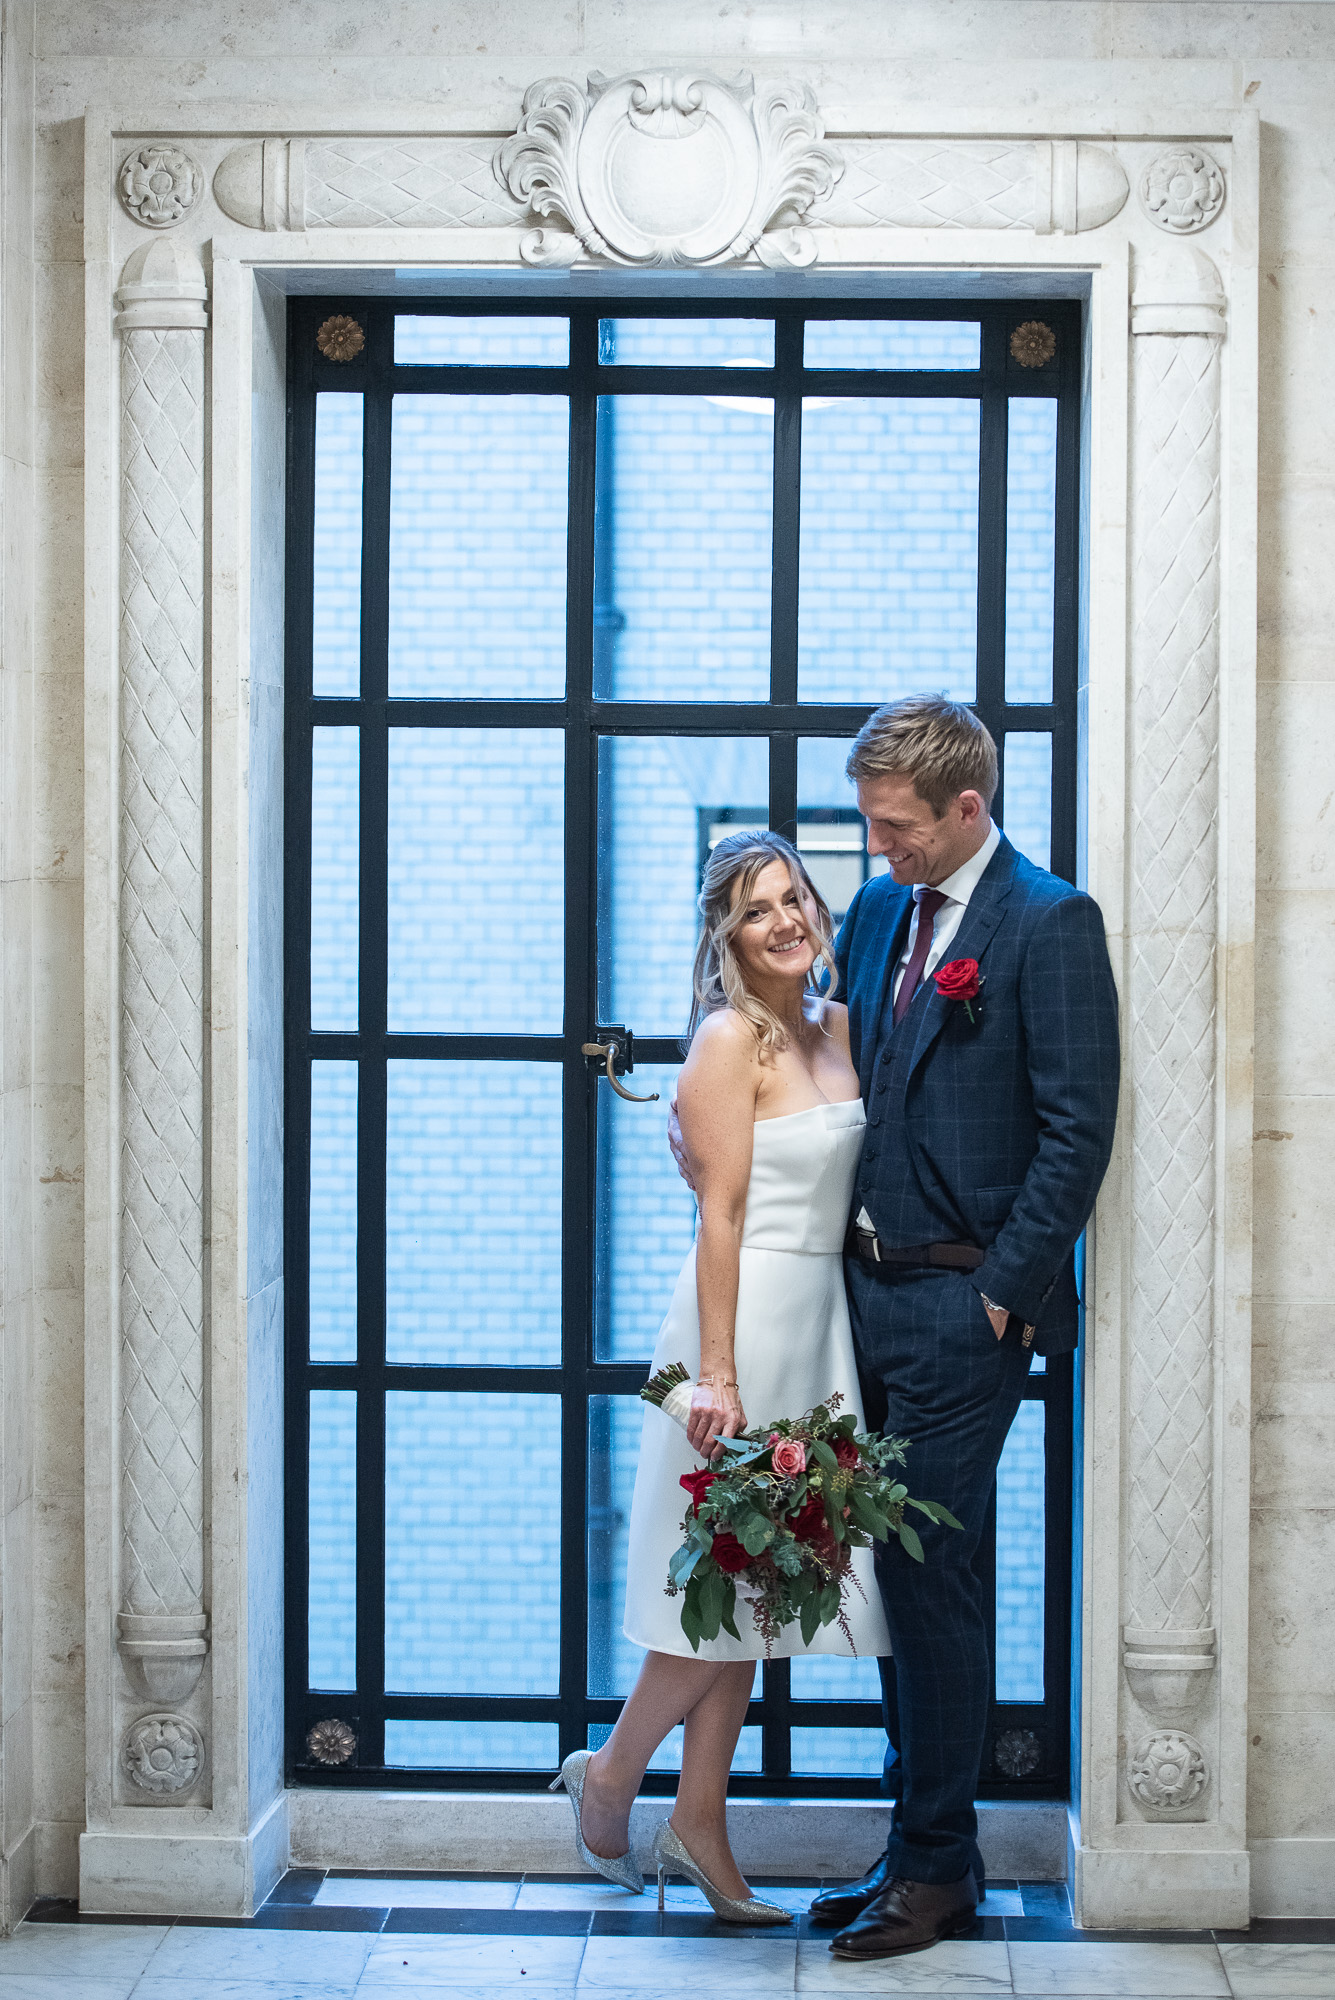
left=651, top=1819, right=791, bottom=1925
left=548, top=1750, right=644, bottom=1894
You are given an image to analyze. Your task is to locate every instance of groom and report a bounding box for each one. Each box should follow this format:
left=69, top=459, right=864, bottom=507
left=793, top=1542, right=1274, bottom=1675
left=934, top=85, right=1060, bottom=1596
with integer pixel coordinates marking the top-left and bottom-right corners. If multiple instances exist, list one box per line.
left=803, top=696, right=1120, bottom=1958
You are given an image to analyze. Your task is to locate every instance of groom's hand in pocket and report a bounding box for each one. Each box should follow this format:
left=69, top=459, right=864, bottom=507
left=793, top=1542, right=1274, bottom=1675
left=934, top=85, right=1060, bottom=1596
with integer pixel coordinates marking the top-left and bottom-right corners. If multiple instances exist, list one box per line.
left=667, top=1094, right=698, bottom=1192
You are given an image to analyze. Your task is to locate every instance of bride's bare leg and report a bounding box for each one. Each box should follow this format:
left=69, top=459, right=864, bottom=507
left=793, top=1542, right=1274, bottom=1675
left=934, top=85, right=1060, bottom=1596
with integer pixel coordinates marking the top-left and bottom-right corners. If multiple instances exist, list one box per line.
left=580, top=1651, right=746, bottom=1861
left=672, top=1661, right=756, bottom=1901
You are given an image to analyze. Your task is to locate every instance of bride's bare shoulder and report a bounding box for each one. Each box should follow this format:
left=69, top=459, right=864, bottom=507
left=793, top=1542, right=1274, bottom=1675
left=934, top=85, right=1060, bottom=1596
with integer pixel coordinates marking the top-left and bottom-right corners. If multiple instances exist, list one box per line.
left=681, top=1008, right=760, bottom=1086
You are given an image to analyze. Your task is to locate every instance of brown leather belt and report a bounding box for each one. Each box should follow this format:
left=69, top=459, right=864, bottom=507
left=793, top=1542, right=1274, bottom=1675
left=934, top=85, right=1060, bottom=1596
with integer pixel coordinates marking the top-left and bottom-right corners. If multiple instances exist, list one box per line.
left=849, top=1229, right=984, bottom=1273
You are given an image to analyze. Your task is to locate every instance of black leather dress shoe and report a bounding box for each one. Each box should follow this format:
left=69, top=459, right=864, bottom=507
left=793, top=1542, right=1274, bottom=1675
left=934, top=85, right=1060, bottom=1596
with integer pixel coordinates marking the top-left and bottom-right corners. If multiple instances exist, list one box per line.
left=829, top=1870, right=978, bottom=1959
left=807, top=1853, right=893, bottom=1928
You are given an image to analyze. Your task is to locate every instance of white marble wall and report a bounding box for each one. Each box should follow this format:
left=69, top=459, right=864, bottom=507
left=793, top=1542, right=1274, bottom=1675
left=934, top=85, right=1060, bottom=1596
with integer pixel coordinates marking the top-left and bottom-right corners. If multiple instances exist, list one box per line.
left=3, top=0, right=1333, bottom=1922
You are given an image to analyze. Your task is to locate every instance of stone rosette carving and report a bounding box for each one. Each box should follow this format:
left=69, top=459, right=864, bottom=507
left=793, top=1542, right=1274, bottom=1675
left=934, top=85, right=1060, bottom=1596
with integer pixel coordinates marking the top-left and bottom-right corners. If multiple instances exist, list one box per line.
left=316, top=314, right=366, bottom=362
left=495, top=70, right=842, bottom=267
left=1010, top=320, right=1056, bottom=369
left=1127, top=1730, right=1209, bottom=1814
left=118, top=145, right=205, bottom=229
left=994, top=1727, right=1043, bottom=1779
left=1139, top=147, right=1226, bottom=235
left=306, top=1717, right=357, bottom=1766
left=121, top=1713, right=205, bottom=1796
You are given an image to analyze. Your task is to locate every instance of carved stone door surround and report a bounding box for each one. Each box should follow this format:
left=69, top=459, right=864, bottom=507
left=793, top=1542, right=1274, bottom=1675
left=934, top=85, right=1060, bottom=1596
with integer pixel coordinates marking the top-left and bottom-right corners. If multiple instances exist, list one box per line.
left=82, top=81, right=1258, bottom=1925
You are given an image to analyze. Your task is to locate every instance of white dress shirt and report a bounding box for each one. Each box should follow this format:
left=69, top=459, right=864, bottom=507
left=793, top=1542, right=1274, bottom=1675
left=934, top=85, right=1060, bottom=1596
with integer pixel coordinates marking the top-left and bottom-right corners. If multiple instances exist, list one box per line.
left=856, top=821, right=1000, bottom=1236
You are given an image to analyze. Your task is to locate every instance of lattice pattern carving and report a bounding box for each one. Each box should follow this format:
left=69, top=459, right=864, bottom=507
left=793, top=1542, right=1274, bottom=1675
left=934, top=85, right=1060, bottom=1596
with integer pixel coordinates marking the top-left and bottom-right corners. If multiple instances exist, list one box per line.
left=305, top=139, right=525, bottom=229
left=120, top=326, right=206, bottom=1616
left=1125, top=329, right=1222, bottom=1636
left=812, top=140, right=1034, bottom=229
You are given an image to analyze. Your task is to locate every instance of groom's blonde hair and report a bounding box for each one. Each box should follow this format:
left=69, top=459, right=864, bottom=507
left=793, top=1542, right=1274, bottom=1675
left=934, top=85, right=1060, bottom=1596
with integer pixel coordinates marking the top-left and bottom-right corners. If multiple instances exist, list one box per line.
left=846, top=695, right=998, bottom=817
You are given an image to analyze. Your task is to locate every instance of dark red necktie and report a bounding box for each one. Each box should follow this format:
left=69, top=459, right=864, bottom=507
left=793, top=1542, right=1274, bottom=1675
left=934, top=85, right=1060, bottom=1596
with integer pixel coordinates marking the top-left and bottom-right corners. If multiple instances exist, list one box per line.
left=892, top=889, right=947, bottom=1027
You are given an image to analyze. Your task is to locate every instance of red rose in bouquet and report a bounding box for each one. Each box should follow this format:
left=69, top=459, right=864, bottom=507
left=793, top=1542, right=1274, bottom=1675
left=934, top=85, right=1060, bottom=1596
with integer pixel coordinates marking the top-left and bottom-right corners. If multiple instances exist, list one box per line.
left=834, top=1437, right=861, bottom=1469
left=789, top=1492, right=828, bottom=1543
left=679, top=1469, right=718, bottom=1509
left=709, top=1531, right=752, bottom=1575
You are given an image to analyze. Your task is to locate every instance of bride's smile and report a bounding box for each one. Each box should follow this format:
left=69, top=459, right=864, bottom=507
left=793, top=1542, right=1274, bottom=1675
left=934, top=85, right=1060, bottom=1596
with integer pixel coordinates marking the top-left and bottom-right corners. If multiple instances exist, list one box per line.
left=732, top=859, right=823, bottom=999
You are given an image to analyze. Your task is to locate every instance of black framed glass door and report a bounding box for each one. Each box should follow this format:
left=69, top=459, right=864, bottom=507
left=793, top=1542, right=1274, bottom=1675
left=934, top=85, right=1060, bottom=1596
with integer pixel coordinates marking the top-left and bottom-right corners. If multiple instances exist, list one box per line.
left=285, top=295, right=1081, bottom=1795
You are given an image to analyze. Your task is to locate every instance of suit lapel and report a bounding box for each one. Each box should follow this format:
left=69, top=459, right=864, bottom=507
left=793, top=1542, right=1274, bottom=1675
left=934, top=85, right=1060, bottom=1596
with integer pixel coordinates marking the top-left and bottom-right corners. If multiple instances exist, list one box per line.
left=901, top=838, right=1018, bottom=1085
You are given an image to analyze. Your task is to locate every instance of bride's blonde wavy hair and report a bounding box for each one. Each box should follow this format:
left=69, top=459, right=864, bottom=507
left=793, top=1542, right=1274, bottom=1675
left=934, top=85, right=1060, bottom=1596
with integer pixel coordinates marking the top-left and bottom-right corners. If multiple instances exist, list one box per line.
left=686, top=830, right=839, bottom=1061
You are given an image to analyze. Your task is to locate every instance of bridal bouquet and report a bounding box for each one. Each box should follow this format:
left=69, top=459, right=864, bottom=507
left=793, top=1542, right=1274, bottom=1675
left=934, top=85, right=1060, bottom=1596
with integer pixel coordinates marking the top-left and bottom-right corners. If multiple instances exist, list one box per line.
left=641, top=1363, right=961, bottom=1653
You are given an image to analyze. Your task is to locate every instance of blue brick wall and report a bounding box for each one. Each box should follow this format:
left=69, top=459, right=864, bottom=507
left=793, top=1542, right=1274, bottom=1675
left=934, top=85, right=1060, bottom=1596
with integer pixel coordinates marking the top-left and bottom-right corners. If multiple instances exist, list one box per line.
left=306, top=328, right=1055, bottom=1757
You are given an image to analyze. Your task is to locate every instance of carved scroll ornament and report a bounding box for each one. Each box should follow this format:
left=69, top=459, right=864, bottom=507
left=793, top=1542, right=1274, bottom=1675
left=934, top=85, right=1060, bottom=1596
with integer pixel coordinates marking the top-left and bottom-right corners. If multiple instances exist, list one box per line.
left=210, top=89, right=1137, bottom=253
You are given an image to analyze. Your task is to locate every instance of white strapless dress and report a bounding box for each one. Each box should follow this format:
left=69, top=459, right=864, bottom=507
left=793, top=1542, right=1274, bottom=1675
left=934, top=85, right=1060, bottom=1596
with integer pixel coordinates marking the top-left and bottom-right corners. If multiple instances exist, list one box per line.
left=622, top=1098, right=892, bottom=1662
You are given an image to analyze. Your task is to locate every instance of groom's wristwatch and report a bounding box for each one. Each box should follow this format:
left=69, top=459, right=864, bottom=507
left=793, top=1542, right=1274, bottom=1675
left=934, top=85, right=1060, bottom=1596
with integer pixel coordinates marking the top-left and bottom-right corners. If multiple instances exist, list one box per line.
left=979, top=1292, right=1037, bottom=1349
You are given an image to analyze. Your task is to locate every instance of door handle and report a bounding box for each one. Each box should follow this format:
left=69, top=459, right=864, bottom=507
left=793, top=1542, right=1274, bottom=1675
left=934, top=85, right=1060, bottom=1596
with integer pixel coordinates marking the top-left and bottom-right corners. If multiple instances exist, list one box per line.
left=581, top=1026, right=660, bottom=1104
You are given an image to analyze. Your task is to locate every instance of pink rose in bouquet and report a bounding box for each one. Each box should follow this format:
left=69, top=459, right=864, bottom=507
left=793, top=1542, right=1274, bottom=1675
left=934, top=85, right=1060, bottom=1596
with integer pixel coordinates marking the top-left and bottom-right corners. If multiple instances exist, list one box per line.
left=769, top=1436, right=806, bottom=1479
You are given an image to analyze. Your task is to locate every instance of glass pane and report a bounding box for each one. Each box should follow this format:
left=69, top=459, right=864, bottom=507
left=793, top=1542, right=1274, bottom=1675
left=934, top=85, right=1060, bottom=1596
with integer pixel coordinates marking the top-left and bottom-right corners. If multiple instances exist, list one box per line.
left=595, top=1067, right=694, bottom=1362
left=791, top=1726, right=888, bottom=1777
left=805, top=320, right=981, bottom=370
left=309, top=1391, right=356, bottom=1690
left=1006, top=399, right=1058, bottom=702
left=995, top=1398, right=1046, bottom=1702
left=387, top=728, right=564, bottom=1033
left=395, top=316, right=569, bottom=366
left=594, top=396, right=773, bottom=701
left=598, top=736, right=768, bottom=1035
left=309, top=1062, right=357, bottom=1362
left=797, top=739, right=889, bottom=934
left=798, top=399, right=980, bottom=703
left=386, top=1060, right=562, bottom=1367
left=385, top=1390, right=562, bottom=1693
left=589, top=1720, right=763, bottom=1775
left=790, top=1654, right=882, bottom=1701
left=385, top=1720, right=559, bottom=1770
left=588, top=1395, right=643, bottom=1698
left=311, top=727, right=359, bottom=1030
left=389, top=394, right=568, bottom=697
left=312, top=393, right=362, bottom=696
left=1001, top=733, right=1052, bottom=873
left=600, top=319, right=774, bottom=367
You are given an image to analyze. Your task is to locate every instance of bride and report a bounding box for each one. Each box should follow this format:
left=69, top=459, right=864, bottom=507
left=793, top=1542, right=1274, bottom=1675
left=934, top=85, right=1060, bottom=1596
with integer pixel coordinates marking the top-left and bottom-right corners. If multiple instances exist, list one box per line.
left=550, top=830, right=890, bottom=1921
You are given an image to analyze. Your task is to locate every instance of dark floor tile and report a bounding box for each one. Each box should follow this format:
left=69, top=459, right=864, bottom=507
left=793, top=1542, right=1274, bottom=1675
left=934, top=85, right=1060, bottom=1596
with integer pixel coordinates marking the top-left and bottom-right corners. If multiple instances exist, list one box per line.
left=329, top=1867, right=523, bottom=1881
left=23, top=1900, right=167, bottom=1928
left=385, top=1908, right=590, bottom=1936
left=1214, top=1917, right=1335, bottom=1943
left=593, top=1909, right=797, bottom=1939
left=1005, top=1915, right=1216, bottom=1943
left=263, top=1869, right=326, bottom=1906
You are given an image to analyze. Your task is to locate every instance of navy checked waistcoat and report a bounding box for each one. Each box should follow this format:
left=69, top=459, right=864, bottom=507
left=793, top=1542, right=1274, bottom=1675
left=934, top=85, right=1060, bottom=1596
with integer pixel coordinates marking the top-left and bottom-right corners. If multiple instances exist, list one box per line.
left=834, top=834, right=1120, bottom=1355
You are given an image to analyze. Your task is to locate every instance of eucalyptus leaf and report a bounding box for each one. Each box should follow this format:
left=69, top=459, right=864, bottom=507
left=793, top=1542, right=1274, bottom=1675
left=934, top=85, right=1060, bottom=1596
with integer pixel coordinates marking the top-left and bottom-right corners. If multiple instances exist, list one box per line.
left=897, top=1521, right=925, bottom=1563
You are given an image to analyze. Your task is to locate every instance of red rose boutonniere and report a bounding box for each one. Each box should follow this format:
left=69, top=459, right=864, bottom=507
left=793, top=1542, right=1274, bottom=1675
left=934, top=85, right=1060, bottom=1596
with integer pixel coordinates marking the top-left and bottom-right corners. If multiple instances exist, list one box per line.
left=935, top=957, right=982, bottom=1025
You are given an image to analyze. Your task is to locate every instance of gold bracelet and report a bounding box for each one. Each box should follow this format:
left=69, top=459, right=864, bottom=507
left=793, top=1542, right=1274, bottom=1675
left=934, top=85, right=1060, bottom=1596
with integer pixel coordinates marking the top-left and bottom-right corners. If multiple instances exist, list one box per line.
left=697, top=1374, right=739, bottom=1389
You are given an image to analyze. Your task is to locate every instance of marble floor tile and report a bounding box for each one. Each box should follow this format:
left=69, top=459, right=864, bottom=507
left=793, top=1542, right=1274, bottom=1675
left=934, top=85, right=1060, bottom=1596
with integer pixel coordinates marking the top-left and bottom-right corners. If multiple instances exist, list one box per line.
left=978, top=1891, right=1025, bottom=1917
left=1217, top=1941, right=1335, bottom=1996
left=1007, top=1942, right=1231, bottom=1996
left=796, top=1937, right=1012, bottom=1991
left=0, top=1979, right=136, bottom=2000
left=144, top=1928, right=373, bottom=1986
left=578, top=1934, right=797, bottom=1991
left=316, top=1876, right=519, bottom=1908
left=136, top=1984, right=360, bottom=1999
left=359, top=1935, right=585, bottom=1988
left=0, top=1925, right=167, bottom=1978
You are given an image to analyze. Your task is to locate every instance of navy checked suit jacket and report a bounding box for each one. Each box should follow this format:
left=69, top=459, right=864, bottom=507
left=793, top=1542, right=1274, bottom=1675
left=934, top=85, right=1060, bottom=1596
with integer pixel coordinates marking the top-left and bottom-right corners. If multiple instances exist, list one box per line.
left=834, top=834, right=1120, bottom=1355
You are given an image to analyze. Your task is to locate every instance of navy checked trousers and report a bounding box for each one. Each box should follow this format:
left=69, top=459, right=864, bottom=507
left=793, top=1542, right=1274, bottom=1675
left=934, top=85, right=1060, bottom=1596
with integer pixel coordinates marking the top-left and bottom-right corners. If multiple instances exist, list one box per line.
left=847, top=1257, right=1034, bottom=1886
